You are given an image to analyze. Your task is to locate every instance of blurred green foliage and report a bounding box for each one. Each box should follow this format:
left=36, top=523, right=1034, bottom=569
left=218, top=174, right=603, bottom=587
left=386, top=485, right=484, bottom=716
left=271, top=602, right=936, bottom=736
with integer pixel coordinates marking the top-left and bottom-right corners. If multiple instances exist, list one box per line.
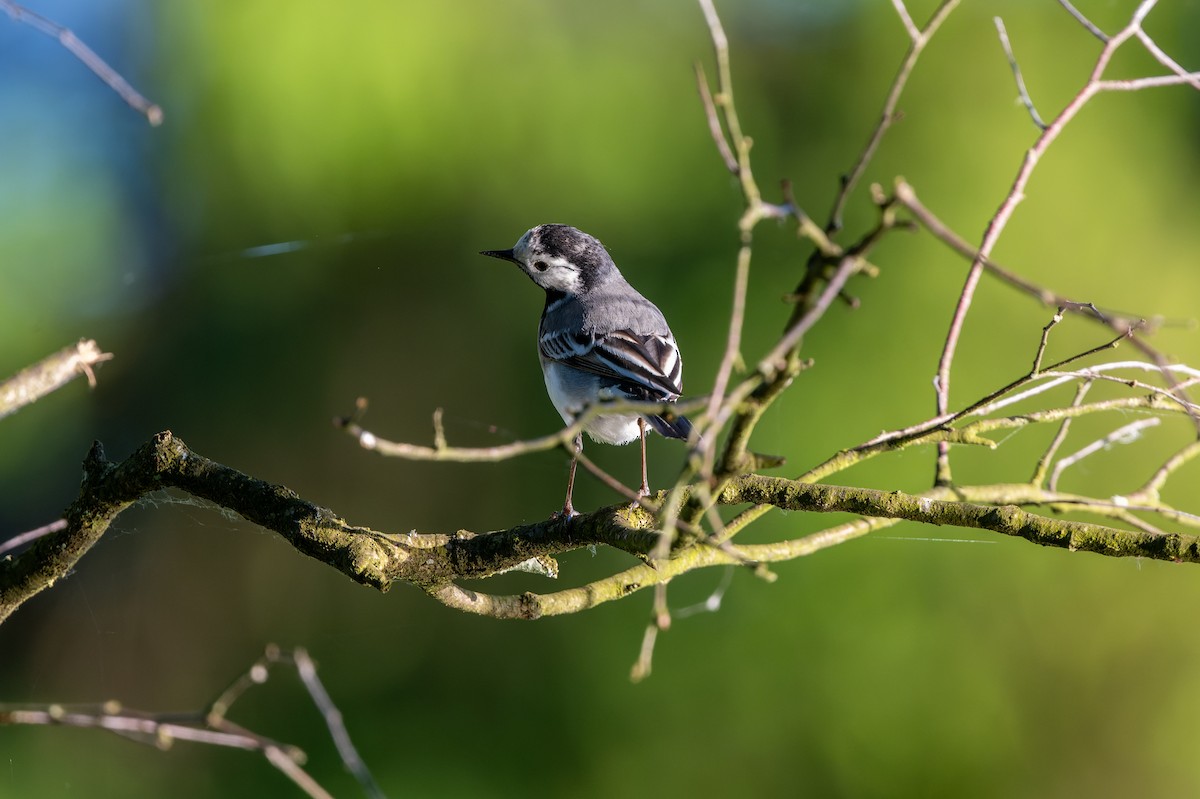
left=2, top=1, right=1200, bottom=797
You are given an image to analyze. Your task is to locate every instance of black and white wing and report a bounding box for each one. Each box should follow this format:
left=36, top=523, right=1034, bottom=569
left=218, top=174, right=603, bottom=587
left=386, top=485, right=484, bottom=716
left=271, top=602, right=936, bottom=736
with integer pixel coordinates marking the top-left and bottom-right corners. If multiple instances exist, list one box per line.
left=539, top=328, right=683, bottom=401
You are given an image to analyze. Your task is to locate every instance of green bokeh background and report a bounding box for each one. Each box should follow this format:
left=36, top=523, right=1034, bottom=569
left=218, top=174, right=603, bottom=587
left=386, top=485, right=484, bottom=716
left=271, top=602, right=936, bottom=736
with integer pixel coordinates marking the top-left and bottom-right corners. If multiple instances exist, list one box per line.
left=3, top=1, right=1200, bottom=796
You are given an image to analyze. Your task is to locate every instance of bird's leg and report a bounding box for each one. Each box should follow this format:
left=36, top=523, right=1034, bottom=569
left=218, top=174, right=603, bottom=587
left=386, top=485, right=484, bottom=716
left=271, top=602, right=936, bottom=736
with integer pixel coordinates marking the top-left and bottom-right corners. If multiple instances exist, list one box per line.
left=637, top=417, right=650, bottom=498
left=557, top=432, right=583, bottom=519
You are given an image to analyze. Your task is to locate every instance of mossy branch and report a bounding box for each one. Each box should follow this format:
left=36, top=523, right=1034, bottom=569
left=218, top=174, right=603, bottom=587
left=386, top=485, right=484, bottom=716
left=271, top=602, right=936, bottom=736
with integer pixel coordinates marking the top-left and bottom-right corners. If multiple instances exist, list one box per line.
left=4, top=430, right=1198, bottom=625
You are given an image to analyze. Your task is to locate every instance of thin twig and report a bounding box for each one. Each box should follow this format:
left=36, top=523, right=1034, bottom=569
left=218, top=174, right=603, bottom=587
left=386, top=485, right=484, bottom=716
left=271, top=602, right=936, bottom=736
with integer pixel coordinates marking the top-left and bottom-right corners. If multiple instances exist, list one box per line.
left=931, top=0, right=1191, bottom=485
left=1097, top=73, right=1200, bottom=92
left=338, top=396, right=707, bottom=463
left=630, top=582, right=673, bottom=682
left=209, top=646, right=382, bottom=798
left=827, top=0, right=960, bottom=231
left=895, top=179, right=1197, bottom=425
left=629, top=620, right=658, bottom=683
left=572, top=448, right=705, bottom=539
left=694, top=61, right=738, bottom=174
left=0, top=1, right=162, bottom=125
left=431, top=408, right=448, bottom=452
left=809, top=358, right=1196, bottom=488
left=0, top=645, right=380, bottom=799
left=0, top=519, right=66, bottom=557
left=1048, top=417, right=1161, bottom=492
left=758, top=256, right=859, bottom=379
left=1133, top=439, right=1200, bottom=500
left=859, top=325, right=1131, bottom=454
left=0, top=707, right=282, bottom=750
left=673, top=566, right=734, bottom=619
left=290, top=649, right=385, bottom=799
left=696, top=0, right=760, bottom=212
left=994, top=17, right=1047, bottom=129
left=1032, top=307, right=1065, bottom=375
left=0, top=339, right=112, bottom=420
left=701, top=244, right=751, bottom=476
left=1112, top=509, right=1167, bottom=537
left=974, top=363, right=1199, bottom=418
left=1030, top=380, right=1091, bottom=487
left=890, top=0, right=920, bottom=42
left=1057, top=0, right=1109, bottom=43
left=1132, top=29, right=1200, bottom=91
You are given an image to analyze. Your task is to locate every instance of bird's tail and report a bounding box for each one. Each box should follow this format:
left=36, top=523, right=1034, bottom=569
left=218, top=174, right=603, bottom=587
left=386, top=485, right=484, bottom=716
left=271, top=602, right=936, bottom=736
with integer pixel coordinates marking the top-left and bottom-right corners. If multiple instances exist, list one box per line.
left=647, top=413, right=695, bottom=441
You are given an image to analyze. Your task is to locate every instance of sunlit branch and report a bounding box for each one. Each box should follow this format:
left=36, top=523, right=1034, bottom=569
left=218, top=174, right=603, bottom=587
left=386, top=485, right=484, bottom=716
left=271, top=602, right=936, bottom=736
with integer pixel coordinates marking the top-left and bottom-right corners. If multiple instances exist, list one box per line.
left=828, top=0, right=960, bottom=231
left=931, top=0, right=1183, bottom=485
left=1030, top=380, right=1091, bottom=488
left=0, top=338, right=111, bottom=420
left=1048, top=417, right=1161, bottom=492
left=337, top=396, right=707, bottom=463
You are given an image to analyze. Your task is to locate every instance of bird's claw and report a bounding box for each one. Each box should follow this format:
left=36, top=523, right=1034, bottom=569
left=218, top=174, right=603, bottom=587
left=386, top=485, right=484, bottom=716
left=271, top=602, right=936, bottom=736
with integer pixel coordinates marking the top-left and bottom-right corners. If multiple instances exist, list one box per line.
left=551, top=506, right=580, bottom=521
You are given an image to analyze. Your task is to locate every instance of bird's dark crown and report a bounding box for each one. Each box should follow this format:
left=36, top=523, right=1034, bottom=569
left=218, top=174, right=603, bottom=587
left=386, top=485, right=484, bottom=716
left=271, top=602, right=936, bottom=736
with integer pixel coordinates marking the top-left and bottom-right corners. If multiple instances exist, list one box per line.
left=481, top=223, right=622, bottom=296
left=525, top=224, right=615, bottom=275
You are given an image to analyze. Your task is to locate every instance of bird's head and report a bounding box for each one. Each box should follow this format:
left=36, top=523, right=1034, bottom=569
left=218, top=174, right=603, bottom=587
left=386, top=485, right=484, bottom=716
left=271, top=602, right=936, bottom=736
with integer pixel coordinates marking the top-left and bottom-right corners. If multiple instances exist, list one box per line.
left=481, top=224, right=616, bottom=295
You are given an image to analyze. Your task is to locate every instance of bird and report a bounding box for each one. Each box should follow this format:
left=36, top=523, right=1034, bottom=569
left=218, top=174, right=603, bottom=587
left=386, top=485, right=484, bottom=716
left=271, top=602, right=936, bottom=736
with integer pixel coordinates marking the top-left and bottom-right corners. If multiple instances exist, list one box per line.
left=481, top=224, right=693, bottom=518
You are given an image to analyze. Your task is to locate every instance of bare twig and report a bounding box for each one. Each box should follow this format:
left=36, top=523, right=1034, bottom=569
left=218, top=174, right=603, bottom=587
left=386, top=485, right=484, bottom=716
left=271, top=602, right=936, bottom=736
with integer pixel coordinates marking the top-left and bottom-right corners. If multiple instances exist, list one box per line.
left=674, top=566, right=734, bottom=619
left=1097, top=73, right=1200, bottom=92
left=1133, top=29, right=1200, bottom=91
left=1031, top=308, right=1066, bottom=375
left=1, top=646, right=381, bottom=798
left=696, top=0, right=761, bottom=215
left=572, top=448, right=705, bottom=538
left=0, top=339, right=112, bottom=420
left=890, top=0, right=920, bottom=43
left=852, top=329, right=1132, bottom=457
left=1048, top=417, right=1162, bottom=491
left=973, top=363, right=1199, bottom=418
left=807, top=357, right=1196, bottom=488
left=1030, top=380, right=1091, bottom=487
left=0, top=706, right=289, bottom=751
left=694, top=61, right=738, bottom=174
left=994, top=17, right=1047, bottom=129
left=827, top=0, right=960, bottom=231
left=931, top=1, right=1172, bottom=486
left=287, top=648, right=385, bottom=799
left=629, top=581, right=678, bottom=683
left=337, top=396, right=707, bottom=463
left=1132, top=439, right=1200, bottom=500
left=0, top=1, right=163, bottom=125
left=629, top=621, right=659, bottom=683
left=701, top=244, right=751, bottom=476
left=758, top=256, right=859, bottom=380
left=0, top=519, right=66, bottom=557
left=895, top=179, right=1196, bottom=426
left=1057, top=0, right=1109, bottom=42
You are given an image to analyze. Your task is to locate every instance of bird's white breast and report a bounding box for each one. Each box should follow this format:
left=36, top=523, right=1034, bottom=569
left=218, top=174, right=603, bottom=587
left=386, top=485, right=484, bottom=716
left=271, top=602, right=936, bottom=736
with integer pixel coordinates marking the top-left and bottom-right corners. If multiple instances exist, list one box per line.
left=542, top=360, right=641, bottom=445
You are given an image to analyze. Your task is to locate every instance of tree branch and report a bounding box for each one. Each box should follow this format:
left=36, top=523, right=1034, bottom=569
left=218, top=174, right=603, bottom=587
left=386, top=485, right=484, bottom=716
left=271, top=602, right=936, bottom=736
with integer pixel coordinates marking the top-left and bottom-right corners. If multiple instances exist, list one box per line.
left=5, top=430, right=1198, bottom=626
left=0, top=645, right=381, bottom=799
left=0, top=339, right=112, bottom=420
left=0, top=1, right=163, bottom=125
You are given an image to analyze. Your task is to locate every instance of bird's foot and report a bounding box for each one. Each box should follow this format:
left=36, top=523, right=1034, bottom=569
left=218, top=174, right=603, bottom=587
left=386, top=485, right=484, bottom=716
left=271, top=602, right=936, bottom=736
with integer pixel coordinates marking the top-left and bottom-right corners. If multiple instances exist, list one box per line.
left=627, top=484, right=652, bottom=513
left=551, top=504, right=580, bottom=521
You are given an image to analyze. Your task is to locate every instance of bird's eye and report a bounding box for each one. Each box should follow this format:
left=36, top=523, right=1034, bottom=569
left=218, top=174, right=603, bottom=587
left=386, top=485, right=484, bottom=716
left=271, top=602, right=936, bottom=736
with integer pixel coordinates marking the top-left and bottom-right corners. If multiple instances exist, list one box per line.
left=533, top=260, right=549, bottom=272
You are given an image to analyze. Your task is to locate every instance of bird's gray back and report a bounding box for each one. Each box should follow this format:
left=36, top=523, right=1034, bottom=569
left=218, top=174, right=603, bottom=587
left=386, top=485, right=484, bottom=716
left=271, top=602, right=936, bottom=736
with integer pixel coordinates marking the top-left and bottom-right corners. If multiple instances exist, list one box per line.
left=582, top=280, right=672, bottom=338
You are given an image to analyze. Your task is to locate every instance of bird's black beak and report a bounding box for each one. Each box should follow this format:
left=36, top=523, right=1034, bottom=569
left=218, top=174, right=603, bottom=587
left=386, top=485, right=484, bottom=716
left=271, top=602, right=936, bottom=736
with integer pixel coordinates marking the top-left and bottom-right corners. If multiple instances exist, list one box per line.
left=480, top=248, right=519, bottom=264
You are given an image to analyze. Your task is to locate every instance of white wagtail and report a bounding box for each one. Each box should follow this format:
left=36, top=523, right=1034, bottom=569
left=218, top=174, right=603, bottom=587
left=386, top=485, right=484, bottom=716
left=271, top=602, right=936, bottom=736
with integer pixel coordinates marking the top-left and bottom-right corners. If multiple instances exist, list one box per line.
left=482, top=224, right=693, bottom=518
